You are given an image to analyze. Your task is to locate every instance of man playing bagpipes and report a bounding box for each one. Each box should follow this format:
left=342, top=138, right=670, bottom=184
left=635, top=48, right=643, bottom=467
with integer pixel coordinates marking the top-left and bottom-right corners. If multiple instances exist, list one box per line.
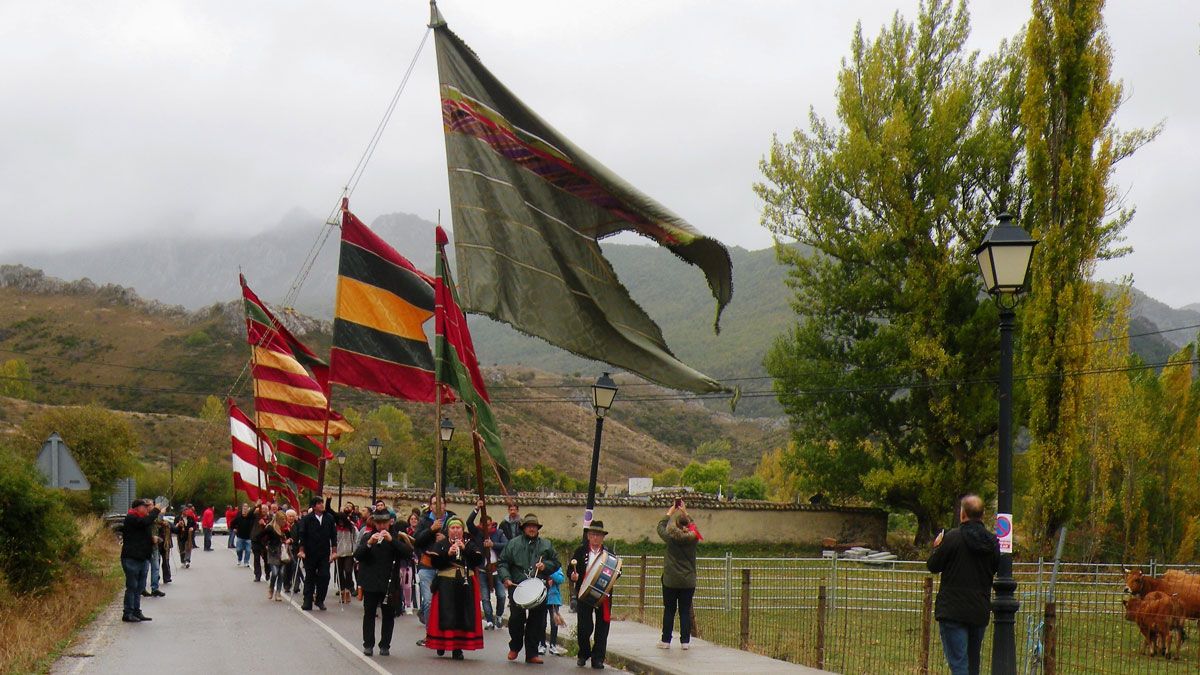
left=571, top=521, right=616, bottom=670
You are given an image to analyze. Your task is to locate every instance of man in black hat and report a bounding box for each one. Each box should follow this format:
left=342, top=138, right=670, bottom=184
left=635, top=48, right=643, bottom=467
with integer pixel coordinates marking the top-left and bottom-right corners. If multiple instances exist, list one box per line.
left=297, top=496, right=337, bottom=611
left=356, top=508, right=414, bottom=656
left=571, top=521, right=615, bottom=669
left=120, top=499, right=160, bottom=622
left=498, top=513, right=560, bottom=664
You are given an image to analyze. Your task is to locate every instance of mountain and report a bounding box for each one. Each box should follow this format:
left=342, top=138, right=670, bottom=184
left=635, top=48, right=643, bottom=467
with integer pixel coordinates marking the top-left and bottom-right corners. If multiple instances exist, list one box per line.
left=0, top=266, right=786, bottom=479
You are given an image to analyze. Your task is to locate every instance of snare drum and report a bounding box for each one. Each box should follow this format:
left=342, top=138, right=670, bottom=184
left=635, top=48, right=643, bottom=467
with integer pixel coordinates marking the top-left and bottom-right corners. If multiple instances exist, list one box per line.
left=512, top=578, right=548, bottom=608
left=577, top=550, right=622, bottom=606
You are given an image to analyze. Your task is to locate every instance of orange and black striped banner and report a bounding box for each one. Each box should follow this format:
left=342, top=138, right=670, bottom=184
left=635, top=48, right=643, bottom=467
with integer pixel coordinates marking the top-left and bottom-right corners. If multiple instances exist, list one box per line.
left=329, top=207, right=441, bottom=402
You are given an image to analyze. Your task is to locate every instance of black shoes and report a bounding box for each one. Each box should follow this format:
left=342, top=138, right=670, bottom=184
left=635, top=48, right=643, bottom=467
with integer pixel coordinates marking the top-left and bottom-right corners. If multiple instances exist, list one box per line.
left=134, top=612, right=152, bottom=621
left=301, top=604, right=312, bottom=611
left=452, top=650, right=464, bottom=660
left=592, top=665, right=605, bottom=670
left=363, top=647, right=373, bottom=656
left=140, top=591, right=151, bottom=597
left=577, top=658, right=588, bottom=667
left=315, top=603, right=327, bottom=611
left=379, top=647, right=389, bottom=656
left=151, top=590, right=166, bottom=597
left=121, top=614, right=139, bottom=623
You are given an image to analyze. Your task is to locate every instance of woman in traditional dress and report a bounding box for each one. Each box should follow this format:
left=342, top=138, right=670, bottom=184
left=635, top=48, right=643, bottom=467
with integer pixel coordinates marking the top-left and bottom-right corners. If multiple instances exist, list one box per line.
left=424, top=516, right=485, bottom=660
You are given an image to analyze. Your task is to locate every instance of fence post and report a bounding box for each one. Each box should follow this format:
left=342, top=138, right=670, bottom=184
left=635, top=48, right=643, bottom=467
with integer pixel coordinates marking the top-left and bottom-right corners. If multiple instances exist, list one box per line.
left=1150, top=557, right=1157, bottom=577
left=919, top=576, right=933, bottom=675
left=725, top=551, right=733, bottom=611
left=1043, top=601, right=1057, bottom=675
left=740, top=568, right=751, bottom=650
left=638, top=554, right=648, bottom=624
left=817, top=584, right=827, bottom=670
left=830, top=552, right=839, bottom=612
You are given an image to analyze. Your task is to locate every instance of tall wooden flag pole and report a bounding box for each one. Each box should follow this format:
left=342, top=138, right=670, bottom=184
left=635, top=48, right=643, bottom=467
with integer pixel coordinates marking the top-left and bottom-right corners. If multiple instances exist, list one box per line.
left=469, top=406, right=488, bottom=524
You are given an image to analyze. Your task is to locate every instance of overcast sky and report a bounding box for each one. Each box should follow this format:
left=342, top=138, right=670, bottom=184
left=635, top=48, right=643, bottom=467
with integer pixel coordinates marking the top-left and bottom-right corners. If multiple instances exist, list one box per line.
left=1, top=1, right=1195, bottom=304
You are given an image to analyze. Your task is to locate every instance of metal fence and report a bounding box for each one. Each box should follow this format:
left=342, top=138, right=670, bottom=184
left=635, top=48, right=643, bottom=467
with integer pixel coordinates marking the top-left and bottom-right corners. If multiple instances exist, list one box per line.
left=607, top=555, right=1200, bottom=674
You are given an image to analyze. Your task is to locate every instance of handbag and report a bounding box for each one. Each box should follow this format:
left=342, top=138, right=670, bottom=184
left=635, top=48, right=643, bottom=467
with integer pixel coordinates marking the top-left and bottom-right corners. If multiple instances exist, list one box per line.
left=280, top=541, right=292, bottom=563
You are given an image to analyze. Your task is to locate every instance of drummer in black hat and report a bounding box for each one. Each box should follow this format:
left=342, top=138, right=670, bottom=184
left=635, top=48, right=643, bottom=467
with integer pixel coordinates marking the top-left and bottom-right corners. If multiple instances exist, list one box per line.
left=498, top=513, right=560, bottom=664
left=571, top=520, right=615, bottom=669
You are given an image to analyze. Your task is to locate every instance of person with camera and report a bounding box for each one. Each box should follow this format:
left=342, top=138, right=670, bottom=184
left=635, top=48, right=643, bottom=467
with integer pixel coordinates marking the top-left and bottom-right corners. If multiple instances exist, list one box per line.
left=657, top=498, right=699, bottom=649
left=356, top=508, right=414, bottom=656
left=120, top=499, right=161, bottom=623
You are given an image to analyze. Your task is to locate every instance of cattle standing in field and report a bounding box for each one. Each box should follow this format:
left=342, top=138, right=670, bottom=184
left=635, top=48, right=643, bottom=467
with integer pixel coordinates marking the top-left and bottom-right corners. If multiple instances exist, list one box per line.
left=1124, top=567, right=1200, bottom=618
left=1122, top=591, right=1187, bottom=658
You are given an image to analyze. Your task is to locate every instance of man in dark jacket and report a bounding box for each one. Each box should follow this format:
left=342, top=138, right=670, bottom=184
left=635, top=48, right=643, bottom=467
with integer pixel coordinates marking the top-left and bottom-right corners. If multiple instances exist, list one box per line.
left=927, top=494, right=1001, bottom=675
left=571, top=521, right=614, bottom=669
left=355, top=509, right=414, bottom=656
left=231, top=503, right=254, bottom=567
left=498, top=513, right=560, bottom=664
left=297, top=497, right=337, bottom=611
left=120, top=499, right=160, bottom=622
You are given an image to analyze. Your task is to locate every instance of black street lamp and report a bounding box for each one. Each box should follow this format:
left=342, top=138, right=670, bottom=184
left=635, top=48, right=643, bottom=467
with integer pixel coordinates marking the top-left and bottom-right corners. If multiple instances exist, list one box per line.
left=973, top=212, right=1038, bottom=675
left=368, top=437, right=383, bottom=504
left=584, top=373, right=618, bottom=529
left=439, top=417, right=455, bottom=494
left=335, top=451, right=347, bottom=509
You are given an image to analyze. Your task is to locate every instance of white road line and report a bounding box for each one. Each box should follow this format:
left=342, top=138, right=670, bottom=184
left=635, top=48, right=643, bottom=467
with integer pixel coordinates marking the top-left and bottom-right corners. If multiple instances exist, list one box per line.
left=283, top=593, right=391, bottom=675
left=63, top=596, right=120, bottom=675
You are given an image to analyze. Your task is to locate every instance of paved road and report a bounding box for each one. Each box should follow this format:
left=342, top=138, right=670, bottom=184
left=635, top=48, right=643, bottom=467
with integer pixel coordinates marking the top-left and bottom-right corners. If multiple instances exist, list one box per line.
left=54, top=545, right=597, bottom=674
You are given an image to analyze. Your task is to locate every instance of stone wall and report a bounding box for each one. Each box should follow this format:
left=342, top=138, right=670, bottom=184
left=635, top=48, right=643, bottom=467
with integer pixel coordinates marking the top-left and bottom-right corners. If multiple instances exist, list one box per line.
left=339, top=487, right=886, bottom=548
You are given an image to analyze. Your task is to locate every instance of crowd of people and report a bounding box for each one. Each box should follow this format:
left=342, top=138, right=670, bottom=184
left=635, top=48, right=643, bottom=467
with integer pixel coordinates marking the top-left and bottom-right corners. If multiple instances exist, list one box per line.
left=119, top=492, right=705, bottom=669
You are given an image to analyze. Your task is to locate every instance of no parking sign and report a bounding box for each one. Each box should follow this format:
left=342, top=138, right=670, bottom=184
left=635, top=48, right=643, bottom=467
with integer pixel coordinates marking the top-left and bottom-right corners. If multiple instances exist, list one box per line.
left=996, top=513, right=1013, bottom=553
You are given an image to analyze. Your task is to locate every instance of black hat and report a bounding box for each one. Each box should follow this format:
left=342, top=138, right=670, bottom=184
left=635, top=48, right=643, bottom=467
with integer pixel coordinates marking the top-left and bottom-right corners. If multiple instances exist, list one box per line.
left=583, top=520, right=608, bottom=535
left=310, top=497, right=322, bottom=508
left=371, top=508, right=394, bottom=523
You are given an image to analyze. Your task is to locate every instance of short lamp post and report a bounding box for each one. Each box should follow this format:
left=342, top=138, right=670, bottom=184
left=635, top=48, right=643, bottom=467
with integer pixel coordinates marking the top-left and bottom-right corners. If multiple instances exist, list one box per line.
left=584, top=373, right=618, bottom=529
left=335, top=451, right=347, bottom=509
left=974, top=212, right=1038, bottom=675
left=368, top=437, right=383, bottom=505
left=439, top=417, right=455, bottom=496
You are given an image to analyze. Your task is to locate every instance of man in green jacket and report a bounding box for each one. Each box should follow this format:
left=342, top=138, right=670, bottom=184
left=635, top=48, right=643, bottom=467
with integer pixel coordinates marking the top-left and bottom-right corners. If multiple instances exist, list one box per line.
left=498, top=513, right=560, bottom=664
left=656, top=501, right=698, bottom=649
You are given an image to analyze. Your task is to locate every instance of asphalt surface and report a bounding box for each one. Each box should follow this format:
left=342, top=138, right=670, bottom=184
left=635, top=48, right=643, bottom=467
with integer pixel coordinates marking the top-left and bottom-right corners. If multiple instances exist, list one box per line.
left=53, top=544, right=597, bottom=674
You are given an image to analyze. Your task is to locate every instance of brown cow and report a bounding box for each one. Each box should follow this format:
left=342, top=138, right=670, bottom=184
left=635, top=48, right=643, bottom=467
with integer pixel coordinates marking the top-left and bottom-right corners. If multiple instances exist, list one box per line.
left=1123, top=591, right=1187, bottom=658
left=1124, top=567, right=1200, bottom=619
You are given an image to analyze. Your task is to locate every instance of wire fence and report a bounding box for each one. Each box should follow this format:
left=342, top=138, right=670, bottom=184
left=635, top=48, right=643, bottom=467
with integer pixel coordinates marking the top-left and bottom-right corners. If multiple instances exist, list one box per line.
left=606, top=555, right=1200, bottom=674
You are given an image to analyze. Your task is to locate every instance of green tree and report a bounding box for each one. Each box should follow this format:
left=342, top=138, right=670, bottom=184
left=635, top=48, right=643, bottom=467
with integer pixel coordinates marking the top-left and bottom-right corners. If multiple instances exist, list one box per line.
left=755, top=446, right=802, bottom=503
left=731, top=476, right=768, bottom=500
left=756, top=0, right=1025, bottom=543
left=0, top=359, right=35, bottom=400
left=680, top=459, right=731, bottom=495
left=19, top=405, right=139, bottom=512
left=1019, top=0, right=1159, bottom=545
left=693, top=439, right=731, bottom=462
left=198, top=395, right=225, bottom=424
left=652, top=467, right=681, bottom=487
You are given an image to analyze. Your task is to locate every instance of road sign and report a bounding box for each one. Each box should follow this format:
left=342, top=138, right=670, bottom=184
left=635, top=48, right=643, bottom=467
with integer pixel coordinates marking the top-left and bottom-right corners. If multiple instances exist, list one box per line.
left=996, top=513, right=1013, bottom=553
left=35, top=432, right=90, bottom=491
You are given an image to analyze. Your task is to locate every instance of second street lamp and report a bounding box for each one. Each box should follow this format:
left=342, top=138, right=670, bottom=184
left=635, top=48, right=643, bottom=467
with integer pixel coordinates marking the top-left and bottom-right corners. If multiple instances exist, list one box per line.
left=973, top=212, right=1038, bottom=675
left=584, top=373, right=618, bottom=530
left=335, top=451, right=347, bottom=509
left=368, top=437, right=383, bottom=505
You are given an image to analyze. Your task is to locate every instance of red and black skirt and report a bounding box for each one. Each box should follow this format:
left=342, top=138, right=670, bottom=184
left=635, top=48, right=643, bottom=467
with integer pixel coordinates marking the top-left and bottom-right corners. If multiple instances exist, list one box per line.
left=425, top=570, right=484, bottom=651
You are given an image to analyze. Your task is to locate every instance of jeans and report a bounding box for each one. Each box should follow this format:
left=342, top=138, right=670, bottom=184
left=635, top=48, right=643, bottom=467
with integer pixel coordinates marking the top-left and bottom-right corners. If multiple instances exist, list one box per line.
left=938, top=620, right=987, bottom=675
left=203, top=528, right=213, bottom=551
left=661, top=585, right=695, bottom=644
left=508, top=600, right=548, bottom=657
left=235, top=536, right=251, bottom=565
left=121, top=558, right=148, bottom=616
left=227, top=530, right=236, bottom=548
left=417, top=566, right=436, bottom=624
left=478, top=570, right=506, bottom=623
left=147, top=548, right=161, bottom=592
left=270, top=563, right=286, bottom=594
left=362, top=591, right=395, bottom=650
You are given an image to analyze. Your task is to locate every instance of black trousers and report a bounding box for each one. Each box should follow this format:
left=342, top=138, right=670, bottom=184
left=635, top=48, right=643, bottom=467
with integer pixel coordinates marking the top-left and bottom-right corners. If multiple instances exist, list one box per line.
left=362, top=591, right=395, bottom=649
left=578, top=602, right=610, bottom=665
left=508, top=601, right=548, bottom=657
left=662, top=586, right=696, bottom=644
left=160, top=546, right=172, bottom=582
left=253, top=547, right=267, bottom=581
left=303, top=555, right=331, bottom=607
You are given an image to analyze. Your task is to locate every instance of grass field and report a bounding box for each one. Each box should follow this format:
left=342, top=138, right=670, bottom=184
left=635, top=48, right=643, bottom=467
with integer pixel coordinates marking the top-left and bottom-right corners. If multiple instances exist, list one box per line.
left=607, top=555, right=1200, bottom=674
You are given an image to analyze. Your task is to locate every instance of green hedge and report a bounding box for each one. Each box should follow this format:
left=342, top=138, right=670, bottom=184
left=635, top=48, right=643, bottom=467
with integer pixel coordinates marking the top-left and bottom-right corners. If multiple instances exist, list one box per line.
left=0, top=445, right=82, bottom=594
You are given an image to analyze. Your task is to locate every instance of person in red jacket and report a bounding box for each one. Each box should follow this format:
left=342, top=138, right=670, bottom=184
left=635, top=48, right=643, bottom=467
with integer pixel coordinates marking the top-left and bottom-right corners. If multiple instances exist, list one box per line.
left=224, top=505, right=238, bottom=549
left=202, top=506, right=216, bottom=551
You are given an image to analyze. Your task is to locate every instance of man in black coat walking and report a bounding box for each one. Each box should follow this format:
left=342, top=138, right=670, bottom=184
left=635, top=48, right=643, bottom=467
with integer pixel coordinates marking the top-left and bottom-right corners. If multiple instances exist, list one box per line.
left=927, top=494, right=1001, bottom=675
left=355, top=509, right=414, bottom=656
left=297, top=497, right=336, bottom=611
left=120, top=499, right=160, bottom=622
